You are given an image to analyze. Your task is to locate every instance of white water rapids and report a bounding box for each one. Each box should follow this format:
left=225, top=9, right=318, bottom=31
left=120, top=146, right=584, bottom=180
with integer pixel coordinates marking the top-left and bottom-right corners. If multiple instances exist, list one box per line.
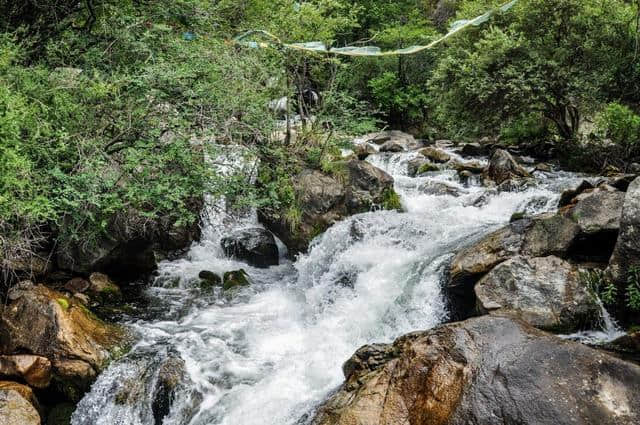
left=72, top=146, right=596, bottom=425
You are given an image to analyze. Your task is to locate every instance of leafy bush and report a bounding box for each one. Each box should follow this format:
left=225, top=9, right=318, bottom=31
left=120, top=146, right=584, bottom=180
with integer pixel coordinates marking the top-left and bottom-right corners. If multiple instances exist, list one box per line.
left=627, top=266, right=640, bottom=311
left=581, top=269, right=618, bottom=305
left=429, top=0, right=639, bottom=140
left=597, top=103, right=640, bottom=152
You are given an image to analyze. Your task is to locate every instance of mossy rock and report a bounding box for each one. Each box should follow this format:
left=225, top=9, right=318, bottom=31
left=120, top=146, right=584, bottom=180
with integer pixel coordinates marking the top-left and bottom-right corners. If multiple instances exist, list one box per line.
left=88, top=273, right=123, bottom=304
left=198, top=270, right=222, bottom=292
left=417, top=163, right=439, bottom=175
left=510, top=212, right=526, bottom=222
left=381, top=188, right=402, bottom=211
left=223, top=269, right=251, bottom=291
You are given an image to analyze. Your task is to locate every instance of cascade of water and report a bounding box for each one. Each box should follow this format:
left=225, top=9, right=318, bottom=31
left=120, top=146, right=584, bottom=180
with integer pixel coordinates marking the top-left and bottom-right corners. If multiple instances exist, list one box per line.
left=72, top=144, right=588, bottom=425
left=561, top=297, right=626, bottom=344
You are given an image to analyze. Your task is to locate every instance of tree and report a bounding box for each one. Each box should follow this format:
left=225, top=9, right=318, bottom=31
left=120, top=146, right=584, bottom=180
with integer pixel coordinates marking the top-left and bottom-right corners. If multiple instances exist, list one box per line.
left=429, top=0, right=639, bottom=140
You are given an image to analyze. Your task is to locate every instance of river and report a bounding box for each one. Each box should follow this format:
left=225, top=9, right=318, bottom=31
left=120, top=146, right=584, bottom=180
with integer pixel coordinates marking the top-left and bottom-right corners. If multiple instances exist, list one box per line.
left=72, top=144, right=592, bottom=425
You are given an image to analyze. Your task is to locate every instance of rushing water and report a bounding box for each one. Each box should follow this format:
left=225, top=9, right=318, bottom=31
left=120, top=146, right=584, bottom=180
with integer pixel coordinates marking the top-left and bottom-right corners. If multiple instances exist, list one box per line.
left=72, top=144, right=589, bottom=425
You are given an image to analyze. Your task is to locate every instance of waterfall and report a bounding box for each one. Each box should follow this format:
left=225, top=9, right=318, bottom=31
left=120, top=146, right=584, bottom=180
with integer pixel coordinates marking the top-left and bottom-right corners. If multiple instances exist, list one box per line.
left=561, top=297, right=626, bottom=345
left=72, top=144, right=587, bottom=425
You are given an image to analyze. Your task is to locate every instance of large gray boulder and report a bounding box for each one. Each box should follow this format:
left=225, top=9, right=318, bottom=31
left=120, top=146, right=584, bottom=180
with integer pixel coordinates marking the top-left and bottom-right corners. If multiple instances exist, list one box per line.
left=449, top=214, right=579, bottom=285
left=560, top=187, right=625, bottom=262
left=562, top=189, right=625, bottom=234
left=608, top=177, right=640, bottom=285
left=312, top=315, right=640, bottom=425
left=475, top=256, right=599, bottom=331
left=259, top=160, right=398, bottom=255
left=483, top=149, right=530, bottom=184
left=221, top=228, right=279, bottom=268
left=448, top=214, right=581, bottom=319
left=361, top=130, right=423, bottom=150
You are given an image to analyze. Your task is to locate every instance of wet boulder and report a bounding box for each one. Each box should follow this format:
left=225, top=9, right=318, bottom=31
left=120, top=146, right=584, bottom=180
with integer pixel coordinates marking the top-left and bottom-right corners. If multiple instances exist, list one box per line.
left=312, top=315, right=640, bottom=425
left=0, top=355, right=52, bottom=388
left=87, top=272, right=122, bottom=304
left=608, top=177, right=640, bottom=285
left=111, top=349, right=200, bottom=425
left=198, top=270, right=222, bottom=291
left=0, top=381, right=41, bottom=425
left=484, top=149, right=530, bottom=184
left=223, top=269, right=251, bottom=290
left=451, top=160, right=484, bottom=174
left=362, top=130, right=422, bottom=150
left=407, top=157, right=430, bottom=177
left=152, top=356, right=186, bottom=425
left=259, top=160, right=397, bottom=255
left=64, top=277, right=90, bottom=293
left=475, top=256, right=598, bottom=331
left=419, top=147, right=451, bottom=163
left=0, top=285, right=127, bottom=400
left=353, top=143, right=376, bottom=160
left=379, top=140, right=406, bottom=153
left=520, top=214, right=581, bottom=257
left=221, top=228, right=279, bottom=268
left=459, top=142, right=486, bottom=157
left=604, top=332, right=640, bottom=363
left=417, top=181, right=460, bottom=197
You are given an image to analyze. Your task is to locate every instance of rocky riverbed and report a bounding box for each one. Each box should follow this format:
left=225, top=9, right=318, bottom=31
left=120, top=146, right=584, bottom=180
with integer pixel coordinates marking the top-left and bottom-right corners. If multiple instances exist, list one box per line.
left=2, top=131, right=639, bottom=425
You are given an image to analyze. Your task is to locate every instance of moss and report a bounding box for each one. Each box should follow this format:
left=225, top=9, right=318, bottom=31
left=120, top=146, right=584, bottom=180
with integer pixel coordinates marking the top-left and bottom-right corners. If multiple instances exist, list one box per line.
left=417, top=163, right=439, bottom=174
left=285, top=204, right=303, bottom=233
left=381, top=188, right=403, bottom=211
left=309, top=221, right=329, bottom=240
left=223, top=269, right=251, bottom=291
left=100, top=284, right=120, bottom=295
left=322, top=160, right=349, bottom=183
left=56, top=297, right=70, bottom=310
left=510, top=212, right=526, bottom=222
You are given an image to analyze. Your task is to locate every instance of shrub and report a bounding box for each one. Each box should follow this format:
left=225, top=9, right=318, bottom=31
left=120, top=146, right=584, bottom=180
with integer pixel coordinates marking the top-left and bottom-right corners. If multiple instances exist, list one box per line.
left=597, top=102, right=640, bottom=153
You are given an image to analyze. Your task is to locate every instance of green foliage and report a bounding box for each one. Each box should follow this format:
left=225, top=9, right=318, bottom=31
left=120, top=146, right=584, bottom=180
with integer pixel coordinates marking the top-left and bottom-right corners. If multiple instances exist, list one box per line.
left=429, top=0, right=639, bottom=140
left=381, top=188, right=403, bottom=211
left=417, top=163, right=439, bottom=174
left=597, top=103, right=640, bottom=149
left=2, top=0, right=640, bottom=269
left=626, top=266, right=640, bottom=311
left=581, top=269, right=617, bottom=305
left=500, top=113, right=552, bottom=145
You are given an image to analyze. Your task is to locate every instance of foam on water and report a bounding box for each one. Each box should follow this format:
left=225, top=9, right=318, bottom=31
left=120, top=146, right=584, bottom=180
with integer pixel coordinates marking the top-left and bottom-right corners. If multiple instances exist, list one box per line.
left=72, top=146, right=587, bottom=425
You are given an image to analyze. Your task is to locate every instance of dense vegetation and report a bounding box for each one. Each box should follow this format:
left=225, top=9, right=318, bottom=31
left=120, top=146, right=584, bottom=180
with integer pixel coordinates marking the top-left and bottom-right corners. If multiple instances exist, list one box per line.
left=1, top=0, right=639, bottom=277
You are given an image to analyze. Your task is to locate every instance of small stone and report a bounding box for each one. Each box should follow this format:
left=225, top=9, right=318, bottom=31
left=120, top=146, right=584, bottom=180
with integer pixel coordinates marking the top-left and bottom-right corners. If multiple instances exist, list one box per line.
left=64, top=277, right=90, bottom=293
left=88, top=272, right=122, bottom=302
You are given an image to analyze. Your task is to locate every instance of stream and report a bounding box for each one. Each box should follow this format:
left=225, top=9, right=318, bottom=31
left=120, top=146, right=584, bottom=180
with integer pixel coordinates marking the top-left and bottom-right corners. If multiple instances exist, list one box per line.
left=71, top=145, right=609, bottom=425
